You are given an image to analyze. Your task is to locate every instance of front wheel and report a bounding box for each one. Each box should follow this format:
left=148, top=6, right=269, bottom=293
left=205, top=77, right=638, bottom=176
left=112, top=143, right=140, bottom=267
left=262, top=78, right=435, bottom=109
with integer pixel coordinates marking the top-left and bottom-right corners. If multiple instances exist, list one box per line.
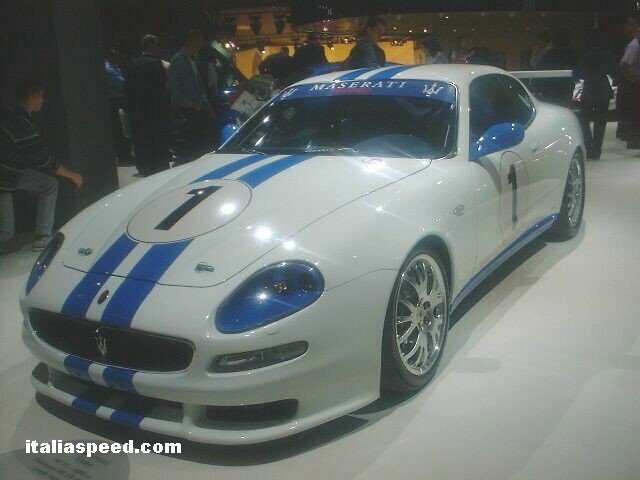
left=381, top=249, right=450, bottom=392
left=550, top=151, right=585, bottom=240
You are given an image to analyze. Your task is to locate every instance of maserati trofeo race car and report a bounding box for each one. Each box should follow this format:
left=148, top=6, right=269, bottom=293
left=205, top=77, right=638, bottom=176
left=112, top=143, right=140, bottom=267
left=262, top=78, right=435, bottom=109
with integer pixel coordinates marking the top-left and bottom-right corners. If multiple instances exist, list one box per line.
left=21, top=64, right=585, bottom=444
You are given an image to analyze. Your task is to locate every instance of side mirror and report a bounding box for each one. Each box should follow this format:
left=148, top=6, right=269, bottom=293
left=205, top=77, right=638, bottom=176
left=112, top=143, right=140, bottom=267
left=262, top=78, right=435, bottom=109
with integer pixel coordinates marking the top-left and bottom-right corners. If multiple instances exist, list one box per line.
left=221, top=123, right=238, bottom=143
left=470, top=122, right=524, bottom=160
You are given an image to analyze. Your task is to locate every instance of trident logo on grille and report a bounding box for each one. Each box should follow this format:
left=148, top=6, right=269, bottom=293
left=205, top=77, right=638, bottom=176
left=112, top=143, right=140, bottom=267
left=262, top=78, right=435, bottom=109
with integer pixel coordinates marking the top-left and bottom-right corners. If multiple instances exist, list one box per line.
left=94, top=328, right=108, bottom=358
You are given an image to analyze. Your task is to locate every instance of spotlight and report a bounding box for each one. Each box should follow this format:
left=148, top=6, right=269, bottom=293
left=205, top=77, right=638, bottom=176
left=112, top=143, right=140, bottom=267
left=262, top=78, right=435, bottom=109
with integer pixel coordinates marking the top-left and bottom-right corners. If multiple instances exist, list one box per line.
left=274, top=16, right=286, bottom=35
left=250, top=15, right=262, bottom=35
left=257, top=44, right=266, bottom=54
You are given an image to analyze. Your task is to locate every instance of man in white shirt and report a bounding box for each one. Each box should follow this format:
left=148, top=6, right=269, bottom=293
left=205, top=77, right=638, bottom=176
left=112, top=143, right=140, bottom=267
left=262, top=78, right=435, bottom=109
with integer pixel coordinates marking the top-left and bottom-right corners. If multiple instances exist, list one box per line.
left=620, top=20, right=640, bottom=149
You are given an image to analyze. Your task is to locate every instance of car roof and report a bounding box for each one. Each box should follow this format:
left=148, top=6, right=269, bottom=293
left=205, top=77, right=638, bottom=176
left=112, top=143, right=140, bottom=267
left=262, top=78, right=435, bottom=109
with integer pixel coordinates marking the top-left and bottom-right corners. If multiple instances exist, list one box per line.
left=293, top=64, right=508, bottom=88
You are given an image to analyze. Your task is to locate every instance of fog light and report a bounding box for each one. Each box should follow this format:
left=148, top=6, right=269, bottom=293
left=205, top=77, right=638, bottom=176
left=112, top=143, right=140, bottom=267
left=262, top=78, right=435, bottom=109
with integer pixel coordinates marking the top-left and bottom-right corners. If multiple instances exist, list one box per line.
left=211, top=341, right=308, bottom=373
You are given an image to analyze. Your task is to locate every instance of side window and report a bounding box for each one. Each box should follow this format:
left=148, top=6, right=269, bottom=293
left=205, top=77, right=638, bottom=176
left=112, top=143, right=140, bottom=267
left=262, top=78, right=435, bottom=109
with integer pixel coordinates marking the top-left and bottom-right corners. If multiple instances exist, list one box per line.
left=469, top=75, right=534, bottom=142
left=498, top=75, right=535, bottom=127
left=469, top=76, right=511, bottom=142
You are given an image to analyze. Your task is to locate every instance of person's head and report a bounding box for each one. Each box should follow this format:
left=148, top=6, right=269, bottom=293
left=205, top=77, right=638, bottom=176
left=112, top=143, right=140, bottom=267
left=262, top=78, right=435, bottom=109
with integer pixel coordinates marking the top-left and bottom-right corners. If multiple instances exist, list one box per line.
left=141, top=34, right=160, bottom=55
left=421, top=37, right=442, bottom=57
left=363, top=16, right=386, bottom=44
left=624, top=15, right=640, bottom=39
left=306, top=32, right=319, bottom=44
left=280, top=46, right=290, bottom=56
left=552, top=29, right=571, bottom=49
left=183, top=29, right=205, bottom=54
left=16, top=75, right=45, bottom=112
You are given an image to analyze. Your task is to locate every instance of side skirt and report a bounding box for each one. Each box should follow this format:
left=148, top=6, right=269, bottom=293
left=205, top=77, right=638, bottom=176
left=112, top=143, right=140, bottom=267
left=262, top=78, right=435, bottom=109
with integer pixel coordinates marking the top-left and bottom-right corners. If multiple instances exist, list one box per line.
left=450, top=213, right=558, bottom=312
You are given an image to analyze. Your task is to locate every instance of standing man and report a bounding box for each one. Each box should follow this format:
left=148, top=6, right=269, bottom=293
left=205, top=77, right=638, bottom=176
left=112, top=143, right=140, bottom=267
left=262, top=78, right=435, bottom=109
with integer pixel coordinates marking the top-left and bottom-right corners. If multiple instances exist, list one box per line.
left=576, top=30, right=618, bottom=160
left=539, top=29, right=578, bottom=106
left=167, top=29, right=215, bottom=162
left=0, top=77, right=83, bottom=253
left=344, top=17, right=386, bottom=69
left=293, top=33, right=328, bottom=71
left=105, top=48, right=131, bottom=165
left=620, top=19, right=640, bottom=150
left=450, top=35, right=469, bottom=64
left=259, top=46, right=295, bottom=84
left=124, top=35, right=171, bottom=176
left=616, top=15, right=639, bottom=141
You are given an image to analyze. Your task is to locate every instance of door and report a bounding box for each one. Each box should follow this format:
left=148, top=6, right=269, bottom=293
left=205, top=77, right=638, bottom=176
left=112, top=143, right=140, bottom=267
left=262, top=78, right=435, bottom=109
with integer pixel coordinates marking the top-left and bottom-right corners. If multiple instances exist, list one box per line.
left=468, top=74, right=537, bottom=266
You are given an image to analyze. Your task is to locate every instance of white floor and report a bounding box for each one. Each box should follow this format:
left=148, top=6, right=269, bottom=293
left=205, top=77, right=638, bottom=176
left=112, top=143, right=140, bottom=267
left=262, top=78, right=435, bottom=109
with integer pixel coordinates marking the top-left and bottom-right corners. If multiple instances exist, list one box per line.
left=2, top=127, right=640, bottom=480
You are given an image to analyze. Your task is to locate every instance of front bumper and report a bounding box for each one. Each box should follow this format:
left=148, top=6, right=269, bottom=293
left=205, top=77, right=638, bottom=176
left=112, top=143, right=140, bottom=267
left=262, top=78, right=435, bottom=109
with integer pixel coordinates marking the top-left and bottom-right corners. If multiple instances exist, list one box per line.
left=22, top=268, right=395, bottom=444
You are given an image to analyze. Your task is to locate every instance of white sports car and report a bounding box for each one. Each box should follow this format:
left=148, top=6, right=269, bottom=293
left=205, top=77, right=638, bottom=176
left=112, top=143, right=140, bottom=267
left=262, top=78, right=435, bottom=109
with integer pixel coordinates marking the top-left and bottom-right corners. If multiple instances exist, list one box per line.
left=21, top=65, right=585, bottom=444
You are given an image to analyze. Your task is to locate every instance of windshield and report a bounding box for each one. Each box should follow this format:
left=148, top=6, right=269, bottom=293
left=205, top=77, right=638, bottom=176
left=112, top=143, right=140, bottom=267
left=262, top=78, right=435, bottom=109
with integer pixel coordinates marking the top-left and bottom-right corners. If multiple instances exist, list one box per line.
left=220, top=79, right=457, bottom=159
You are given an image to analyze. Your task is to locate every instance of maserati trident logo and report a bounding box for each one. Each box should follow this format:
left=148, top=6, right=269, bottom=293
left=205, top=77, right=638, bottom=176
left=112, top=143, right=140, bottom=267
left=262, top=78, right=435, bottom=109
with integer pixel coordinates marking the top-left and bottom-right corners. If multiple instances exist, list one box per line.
left=95, top=329, right=108, bottom=358
left=280, top=87, right=297, bottom=99
left=423, top=83, right=444, bottom=96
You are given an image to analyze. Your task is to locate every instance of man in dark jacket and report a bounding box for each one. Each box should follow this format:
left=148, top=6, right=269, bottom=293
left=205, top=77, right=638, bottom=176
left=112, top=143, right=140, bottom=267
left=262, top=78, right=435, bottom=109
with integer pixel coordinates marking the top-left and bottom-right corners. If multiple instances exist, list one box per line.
left=292, top=33, right=328, bottom=71
left=576, top=30, right=618, bottom=159
left=124, top=35, right=171, bottom=176
left=344, top=17, right=386, bottom=69
left=259, top=46, right=295, bottom=84
left=539, top=29, right=578, bottom=106
left=0, top=77, right=83, bottom=253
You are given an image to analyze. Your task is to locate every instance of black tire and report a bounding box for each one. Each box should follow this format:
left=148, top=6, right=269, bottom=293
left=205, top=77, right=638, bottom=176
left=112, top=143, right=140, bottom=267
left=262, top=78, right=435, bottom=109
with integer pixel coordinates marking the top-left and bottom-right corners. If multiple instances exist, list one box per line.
left=381, top=248, right=450, bottom=392
left=549, top=150, right=585, bottom=240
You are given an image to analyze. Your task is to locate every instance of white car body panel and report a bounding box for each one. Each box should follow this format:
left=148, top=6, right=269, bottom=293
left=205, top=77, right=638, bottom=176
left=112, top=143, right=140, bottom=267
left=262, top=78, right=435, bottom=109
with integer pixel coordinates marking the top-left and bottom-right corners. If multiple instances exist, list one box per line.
left=21, top=65, right=584, bottom=444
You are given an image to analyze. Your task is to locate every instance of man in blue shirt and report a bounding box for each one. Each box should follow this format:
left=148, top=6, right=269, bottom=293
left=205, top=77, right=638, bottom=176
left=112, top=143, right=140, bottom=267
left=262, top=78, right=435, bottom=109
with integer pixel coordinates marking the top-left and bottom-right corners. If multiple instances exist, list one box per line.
left=167, top=30, right=217, bottom=162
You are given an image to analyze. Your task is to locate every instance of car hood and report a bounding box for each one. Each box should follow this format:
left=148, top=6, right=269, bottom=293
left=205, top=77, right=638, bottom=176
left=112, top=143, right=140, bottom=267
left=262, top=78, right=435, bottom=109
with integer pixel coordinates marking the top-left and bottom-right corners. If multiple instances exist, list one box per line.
left=63, top=152, right=430, bottom=287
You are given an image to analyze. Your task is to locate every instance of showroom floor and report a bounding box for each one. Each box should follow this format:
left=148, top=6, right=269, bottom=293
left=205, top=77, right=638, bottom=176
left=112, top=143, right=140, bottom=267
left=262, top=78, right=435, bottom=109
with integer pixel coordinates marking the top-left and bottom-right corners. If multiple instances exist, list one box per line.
left=2, top=127, right=640, bottom=480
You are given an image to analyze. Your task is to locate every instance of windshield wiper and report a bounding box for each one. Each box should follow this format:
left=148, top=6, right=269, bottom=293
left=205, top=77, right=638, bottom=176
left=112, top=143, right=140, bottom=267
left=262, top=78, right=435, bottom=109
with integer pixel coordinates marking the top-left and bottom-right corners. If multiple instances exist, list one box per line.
left=239, top=146, right=268, bottom=155
left=306, top=147, right=360, bottom=155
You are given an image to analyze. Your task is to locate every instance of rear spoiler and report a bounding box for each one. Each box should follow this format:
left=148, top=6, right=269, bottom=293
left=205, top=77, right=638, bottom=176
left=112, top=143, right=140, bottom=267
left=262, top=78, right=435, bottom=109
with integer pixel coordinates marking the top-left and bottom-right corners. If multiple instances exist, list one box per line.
left=510, top=70, right=573, bottom=79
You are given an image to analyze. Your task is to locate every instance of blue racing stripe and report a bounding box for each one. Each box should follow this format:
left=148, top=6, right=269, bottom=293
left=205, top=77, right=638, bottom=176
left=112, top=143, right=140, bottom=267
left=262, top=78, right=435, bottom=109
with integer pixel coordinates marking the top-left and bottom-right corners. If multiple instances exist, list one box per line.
left=64, top=355, right=92, bottom=381
left=237, top=154, right=314, bottom=188
left=101, top=240, right=192, bottom=327
left=110, top=409, right=144, bottom=428
left=194, top=153, right=271, bottom=182
left=334, top=67, right=379, bottom=80
left=367, top=65, right=416, bottom=80
left=103, top=366, right=137, bottom=393
left=61, top=234, right=137, bottom=318
left=71, top=397, right=100, bottom=414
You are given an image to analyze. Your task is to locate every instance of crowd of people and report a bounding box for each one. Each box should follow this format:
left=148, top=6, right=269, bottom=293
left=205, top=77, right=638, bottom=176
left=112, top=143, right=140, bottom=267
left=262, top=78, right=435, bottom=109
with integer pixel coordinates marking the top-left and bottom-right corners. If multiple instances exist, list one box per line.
left=2, top=15, right=640, bottom=255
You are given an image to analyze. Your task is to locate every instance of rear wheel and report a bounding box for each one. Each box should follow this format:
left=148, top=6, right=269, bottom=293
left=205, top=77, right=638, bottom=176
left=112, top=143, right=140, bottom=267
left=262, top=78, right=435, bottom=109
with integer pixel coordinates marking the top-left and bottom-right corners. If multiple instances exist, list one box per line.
left=381, top=249, right=449, bottom=392
left=550, top=151, right=585, bottom=240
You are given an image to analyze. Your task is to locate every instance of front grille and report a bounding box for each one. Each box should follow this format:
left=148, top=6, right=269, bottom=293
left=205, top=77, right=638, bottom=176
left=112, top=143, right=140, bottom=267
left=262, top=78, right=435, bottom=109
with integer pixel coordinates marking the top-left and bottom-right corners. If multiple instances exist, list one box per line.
left=29, top=309, right=194, bottom=372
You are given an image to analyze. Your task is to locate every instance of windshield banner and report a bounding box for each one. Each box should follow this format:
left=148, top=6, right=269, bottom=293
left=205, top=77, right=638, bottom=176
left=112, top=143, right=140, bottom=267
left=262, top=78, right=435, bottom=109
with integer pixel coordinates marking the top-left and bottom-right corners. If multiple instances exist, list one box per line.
left=274, top=79, right=455, bottom=104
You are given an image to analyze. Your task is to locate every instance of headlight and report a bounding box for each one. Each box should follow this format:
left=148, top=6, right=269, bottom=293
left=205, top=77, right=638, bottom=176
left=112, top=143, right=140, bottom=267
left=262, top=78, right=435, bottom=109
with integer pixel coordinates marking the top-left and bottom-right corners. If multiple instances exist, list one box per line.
left=26, top=232, right=64, bottom=294
left=216, top=261, right=324, bottom=333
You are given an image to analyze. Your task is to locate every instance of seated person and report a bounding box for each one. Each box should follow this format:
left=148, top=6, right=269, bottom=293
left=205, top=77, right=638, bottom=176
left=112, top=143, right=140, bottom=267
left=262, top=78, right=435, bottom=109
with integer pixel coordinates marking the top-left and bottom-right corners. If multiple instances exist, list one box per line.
left=0, top=76, right=83, bottom=253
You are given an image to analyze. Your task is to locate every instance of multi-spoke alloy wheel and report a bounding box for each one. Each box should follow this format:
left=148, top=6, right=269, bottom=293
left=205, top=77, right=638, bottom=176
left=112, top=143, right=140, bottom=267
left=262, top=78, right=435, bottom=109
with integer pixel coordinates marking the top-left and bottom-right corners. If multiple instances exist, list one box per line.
left=550, top=150, right=585, bottom=240
left=382, top=249, right=449, bottom=391
left=565, top=156, right=584, bottom=229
